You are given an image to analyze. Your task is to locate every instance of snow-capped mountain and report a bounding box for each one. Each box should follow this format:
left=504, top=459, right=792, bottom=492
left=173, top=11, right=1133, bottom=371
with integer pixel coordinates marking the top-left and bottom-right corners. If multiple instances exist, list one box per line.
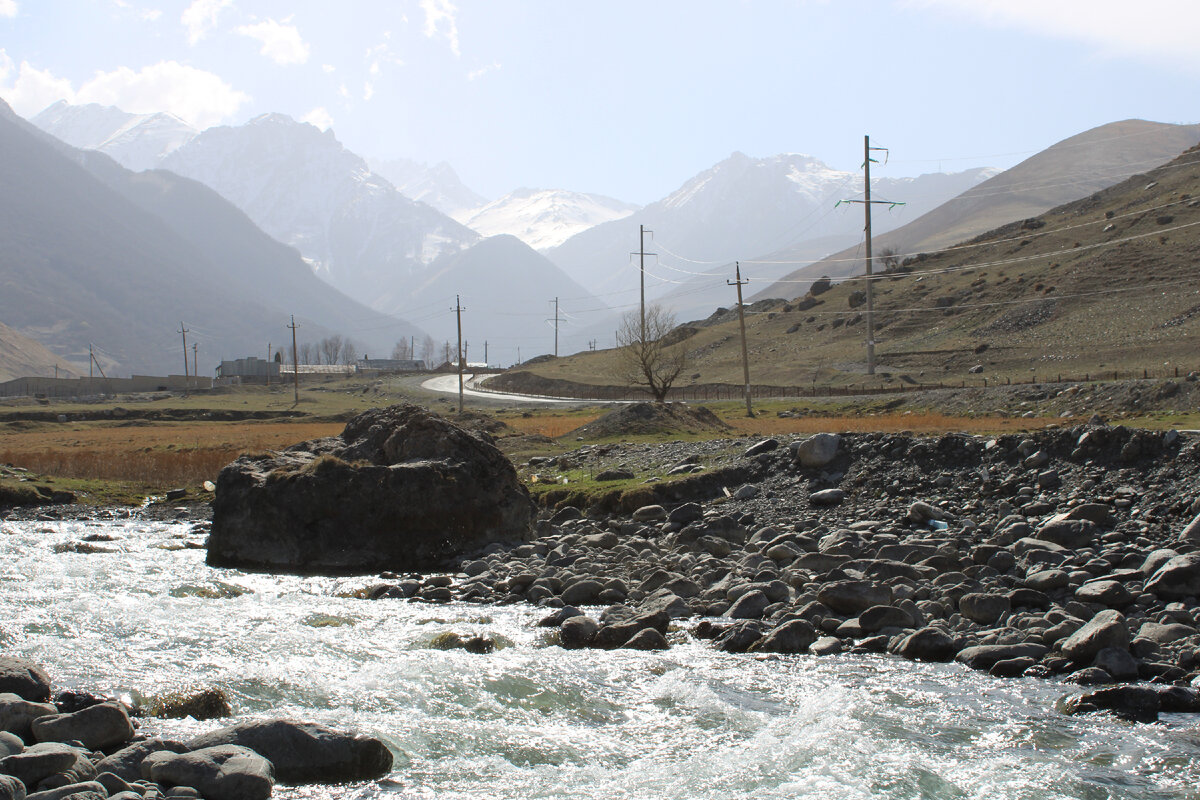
left=159, top=114, right=480, bottom=303
left=454, top=188, right=640, bottom=251
left=546, top=151, right=996, bottom=316
left=368, top=157, right=486, bottom=216
left=32, top=100, right=198, bottom=172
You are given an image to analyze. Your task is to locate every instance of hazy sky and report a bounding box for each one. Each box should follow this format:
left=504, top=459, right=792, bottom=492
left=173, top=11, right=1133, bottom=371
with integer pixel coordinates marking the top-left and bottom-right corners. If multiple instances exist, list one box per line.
left=2, top=0, right=1198, bottom=205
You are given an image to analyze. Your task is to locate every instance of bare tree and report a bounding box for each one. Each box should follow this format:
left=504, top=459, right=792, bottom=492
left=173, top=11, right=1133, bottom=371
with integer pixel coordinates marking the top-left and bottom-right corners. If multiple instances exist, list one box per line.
left=391, top=338, right=412, bottom=360
left=339, top=337, right=358, bottom=365
left=298, top=342, right=315, bottom=365
left=419, top=335, right=436, bottom=365
left=319, top=335, right=344, bottom=365
left=614, top=304, right=688, bottom=402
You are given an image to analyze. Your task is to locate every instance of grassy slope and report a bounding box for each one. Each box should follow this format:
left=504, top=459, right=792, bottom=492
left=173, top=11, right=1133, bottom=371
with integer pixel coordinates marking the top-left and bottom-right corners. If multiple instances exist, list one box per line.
left=498, top=144, right=1200, bottom=391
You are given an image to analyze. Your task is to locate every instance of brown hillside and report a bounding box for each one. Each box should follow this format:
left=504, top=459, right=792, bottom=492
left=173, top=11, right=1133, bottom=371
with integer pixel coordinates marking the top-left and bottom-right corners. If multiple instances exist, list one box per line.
left=0, top=320, right=79, bottom=381
left=500, top=142, right=1200, bottom=391
left=753, top=119, right=1200, bottom=300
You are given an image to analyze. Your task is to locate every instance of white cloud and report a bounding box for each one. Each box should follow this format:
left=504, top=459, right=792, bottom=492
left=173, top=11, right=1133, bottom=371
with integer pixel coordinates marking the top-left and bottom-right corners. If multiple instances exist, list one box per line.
left=236, top=17, right=310, bottom=65
left=142, top=8, right=163, bottom=22
left=322, top=64, right=335, bottom=73
left=363, top=81, right=374, bottom=101
left=467, top=61, right=500, bottom=81
left=909, top=0, right=1200, bottom=71
left=81, top=61, right=249, bottom=127
left=365, top=38, right=404, bottom=77
left=420, top=0, right=460, bottom=57
left=301, top=106, right=332, bottom=131
left=0, top=0, right=17, bottom=19
left=0, top=52, right=248, bottom=126
left=0, top=51, right=75, bottom=116
left=182, top=0, right=231, bottom=46
left=338, top=83, right=350, bottom=99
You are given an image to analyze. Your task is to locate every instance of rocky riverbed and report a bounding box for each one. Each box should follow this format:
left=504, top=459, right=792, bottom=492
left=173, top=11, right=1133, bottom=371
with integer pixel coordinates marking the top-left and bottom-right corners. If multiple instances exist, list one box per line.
left=336, top=420, right=1200, bottom=723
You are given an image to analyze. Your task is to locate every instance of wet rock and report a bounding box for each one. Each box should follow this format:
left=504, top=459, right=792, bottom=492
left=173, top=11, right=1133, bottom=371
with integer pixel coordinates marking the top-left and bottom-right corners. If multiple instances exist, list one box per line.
left=894, top=627, right=958, bottom=662
left=956, top=643, right=1048, bottom=671
left=809, top=636, right=843, bottom=656
left=142, top=745, right=273, bottom=800
left=1093, top=647, right=1139, bottom=680
left=621, top=629, right=669, bottom=651
left=187, top=719, right=393, bottom=784
left=0, top=660, right=51, bottom=704
left=559, top=616, right=600, bottom=649
left=31, top=702, right=134, bottom=751
left=1060, top=686, right=1161, bottom=723
left=560, top=579, right=605, bottom=606
left=208, top=404, right=535, bottom=573
left=713, top=621, right=765, bottom=653
left=752, top=619, right=818, bottom=654
left=990, top=657, right=1037, bottom=678
left=1060, top=610, right=1130, bottom=663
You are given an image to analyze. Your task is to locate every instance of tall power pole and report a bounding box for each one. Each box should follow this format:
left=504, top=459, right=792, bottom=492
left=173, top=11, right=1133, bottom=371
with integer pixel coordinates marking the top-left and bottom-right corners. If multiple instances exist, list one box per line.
left=192, top=343, right=198, bottom=390
left=631, top=225, right=656, bottom=343
left=288, top=315, right=299, bottom=404
left=178, top=322, right=190, bottom=395
left=547, top=297, right=565, bottom=357
left=728, top=262, right=754, bottom=417
left=454, top=295, right=465, bottom=414
left=838, top=135, right=903, bottom=376
left=266, top=342, right=271, bottom=386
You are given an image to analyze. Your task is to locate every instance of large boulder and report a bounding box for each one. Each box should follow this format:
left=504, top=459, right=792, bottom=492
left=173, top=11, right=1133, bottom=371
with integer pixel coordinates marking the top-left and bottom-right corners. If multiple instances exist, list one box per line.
left=186, top=719, right=392, bottom=785
left=1060, top=610, right=1130, bottom=663
left=1145, top=553, right=1200, bottom=601
left=208, top=404, right=535, bottom=573
left=0, top=694, right=57, bottom=741
left=791, top=434, right=841, bottom=468
left=0, top=661, right=50, bottom=704
left=96, top=739, right=190, bottom=782
left=142, top=745, right=273, bottom=800
left=0, top=743, right=96, bottom=792
left=30, top=702, right=133, bottom=751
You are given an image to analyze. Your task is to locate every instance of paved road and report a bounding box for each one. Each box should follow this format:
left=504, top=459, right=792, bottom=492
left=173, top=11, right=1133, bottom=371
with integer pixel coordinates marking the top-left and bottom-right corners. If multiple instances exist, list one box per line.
left=420, top=373, right=622, bottom=405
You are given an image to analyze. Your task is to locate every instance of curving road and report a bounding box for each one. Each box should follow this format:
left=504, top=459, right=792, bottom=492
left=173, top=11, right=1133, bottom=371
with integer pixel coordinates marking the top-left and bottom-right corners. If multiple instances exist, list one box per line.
left=420, top=373, right=622, bottom=405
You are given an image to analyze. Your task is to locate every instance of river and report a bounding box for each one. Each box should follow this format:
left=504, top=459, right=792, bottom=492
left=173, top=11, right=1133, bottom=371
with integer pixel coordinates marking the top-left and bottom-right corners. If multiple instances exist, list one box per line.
left=3, top=515, right=1199, bottom=799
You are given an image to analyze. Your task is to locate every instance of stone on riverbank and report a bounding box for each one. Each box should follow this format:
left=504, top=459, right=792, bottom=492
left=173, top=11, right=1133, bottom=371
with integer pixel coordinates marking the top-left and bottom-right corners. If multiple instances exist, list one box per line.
left=0, top=662, right=50, bottom=705
left=187, top=719, right=393, bottom=785
left=142, top=745, right=273, bottom=800
left=208, top=404, right=535, bottom=573
left=30, top=702, right=133, bottom=751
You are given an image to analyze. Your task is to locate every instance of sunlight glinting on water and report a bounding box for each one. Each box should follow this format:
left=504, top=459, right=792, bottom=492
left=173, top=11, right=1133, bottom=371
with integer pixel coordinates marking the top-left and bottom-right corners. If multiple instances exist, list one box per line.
left=4, top=518, right=1200, bottom=799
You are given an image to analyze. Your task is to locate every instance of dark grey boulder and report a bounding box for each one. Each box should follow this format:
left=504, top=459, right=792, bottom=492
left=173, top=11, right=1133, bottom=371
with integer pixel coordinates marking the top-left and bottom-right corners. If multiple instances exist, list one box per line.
left=958, top=593, right=1010, bottom=625
left=560, top=580, right=605, bottom=606
left=0, top=732, right=22, bottom=758
left=1060, top=610, right=1129, bottom=663
left=0, top=743, right=95, bottom=792
left=30, top=702, right=133, bottom=751
left=858, top=605, right=915, bottom=633
left=894, top=627, right=958, bottom=662
left=725, top=591, right=770, bottom=620
left=714, top=621, right=765, bottom=653
left=752, top=619, right=818, bottom=654
left=95, top=739, right=190, bottom=782
left=744, top=439, right=779, bottom=457
left=208, top=404, right=535, bottom=573
left=1145, top=553, right=1200, bottom=601
left=1093, top=647, right=1139, bottom=680
left=0, top=775, right=22, bottom=800
left=817, top=581, right=892, bottom=616
left=0, top=661, right=50, bottom=704
left=1023, top=570, right=1070, bottom=591
left=24, top=781, right=106, bottom=800
left=792, top=434, right=841, bottom=468
left=1136, top=621, right=1198, bottom=644
left=809, top=489, right=845, bottom=507
left=1074, top=580, right=1133, bottom=607
left=0, top=694, right=57, bottom=742
left=1061, top=686, right=1161, bottom=723
left=143, top=745, right=273, bottom=800
left=558, top=616, right=600, bottom=649
left=1035, top=519, right=1097, bottom=549
left=990, top=657, right=1037, bottom=678
left=187, top=719, right=393, bottom=784
left=621, top=629, right=669, bottom=651
left=956, top=643, right=1048, bottom=671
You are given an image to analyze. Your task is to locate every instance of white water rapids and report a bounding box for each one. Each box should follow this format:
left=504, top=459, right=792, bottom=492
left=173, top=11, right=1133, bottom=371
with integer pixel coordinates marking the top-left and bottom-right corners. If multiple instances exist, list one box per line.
left=3, top=516, right=1200, bottom=799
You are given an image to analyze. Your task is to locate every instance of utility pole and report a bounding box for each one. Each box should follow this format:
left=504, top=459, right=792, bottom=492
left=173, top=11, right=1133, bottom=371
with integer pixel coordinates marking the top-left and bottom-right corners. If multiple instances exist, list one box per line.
left=631, top=225, right=656, bottom=343
left=838, top=135, right=904, bottom=376
left=192, top=343, right=198, bottom=391
left=729, top=262, right=754, bottom=417
left=89, top=344, right=93, bottom=381
left=266, top=342, right=271, bottom=386
left=288, top=315, right=299, bottom=405
left=547, top=297, right=565, bottom=357
left=178, top=322, right=190, bottom=395
left=453, top=295, right=465, bottom=414
left=484, top=341, right=488, bottom=366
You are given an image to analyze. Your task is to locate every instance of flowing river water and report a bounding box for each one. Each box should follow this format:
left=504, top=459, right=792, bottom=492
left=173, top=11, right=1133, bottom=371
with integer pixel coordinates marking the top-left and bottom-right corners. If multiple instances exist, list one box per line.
left=3, top=515, right=1200, bottom=799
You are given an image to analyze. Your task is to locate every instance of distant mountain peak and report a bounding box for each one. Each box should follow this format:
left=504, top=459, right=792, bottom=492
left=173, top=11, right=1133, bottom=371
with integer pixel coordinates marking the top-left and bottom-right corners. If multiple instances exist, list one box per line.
left=458, top=188, right=639, bottom=251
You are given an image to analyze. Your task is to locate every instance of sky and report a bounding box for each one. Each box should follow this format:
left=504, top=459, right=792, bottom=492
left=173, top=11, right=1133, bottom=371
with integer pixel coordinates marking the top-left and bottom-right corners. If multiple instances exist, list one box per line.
left=2, top=0, right=1199, bottom=205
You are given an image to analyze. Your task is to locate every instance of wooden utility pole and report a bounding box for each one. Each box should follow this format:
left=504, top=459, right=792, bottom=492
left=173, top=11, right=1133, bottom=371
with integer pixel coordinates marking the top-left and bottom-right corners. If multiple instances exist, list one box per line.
left=288, top=315, right=299, bottom=405
left=484, top=341, right=488, bottom=366
left=178, top=322, right=190, bottom=394
left=266, top=342, right=271, bottom=386
left=631, top=225, right=655, bottom=343
left=838, top=135, right=903, bottom=376
left=454, top=296, right=465, bottom=413
left=192, top=343, right=198, bottom=390
left=89, top=344, right=93, bottom=381
left=547, top=298, right=565, bottom=357
left=729, top=262, right=754, bottom=417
